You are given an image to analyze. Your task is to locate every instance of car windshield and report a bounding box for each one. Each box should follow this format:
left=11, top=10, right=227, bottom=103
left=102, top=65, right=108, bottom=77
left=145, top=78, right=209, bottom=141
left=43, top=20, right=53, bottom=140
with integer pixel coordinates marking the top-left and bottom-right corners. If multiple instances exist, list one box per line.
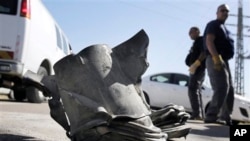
left=0, top=0, right=18, bottom=15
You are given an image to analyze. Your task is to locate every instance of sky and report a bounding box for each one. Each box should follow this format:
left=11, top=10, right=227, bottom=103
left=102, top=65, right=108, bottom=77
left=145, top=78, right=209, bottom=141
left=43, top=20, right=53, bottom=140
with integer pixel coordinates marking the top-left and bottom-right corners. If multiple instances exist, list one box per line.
left=42, top=0, right=250, bottom=98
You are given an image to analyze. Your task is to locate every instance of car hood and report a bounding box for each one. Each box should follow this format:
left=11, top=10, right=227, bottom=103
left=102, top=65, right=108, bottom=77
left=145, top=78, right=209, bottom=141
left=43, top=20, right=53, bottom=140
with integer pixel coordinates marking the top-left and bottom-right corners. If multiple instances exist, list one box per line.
left=234, top=94, right=250, bottom=104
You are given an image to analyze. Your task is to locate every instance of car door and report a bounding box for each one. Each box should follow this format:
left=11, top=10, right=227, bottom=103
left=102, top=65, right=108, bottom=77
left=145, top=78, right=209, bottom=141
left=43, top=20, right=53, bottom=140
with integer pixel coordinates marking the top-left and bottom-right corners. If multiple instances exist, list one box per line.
left=0, top=0, right=20, bottom=61
left=169, top=73, right=191, bottom=111
left=143, top=73, right=176, bottom=107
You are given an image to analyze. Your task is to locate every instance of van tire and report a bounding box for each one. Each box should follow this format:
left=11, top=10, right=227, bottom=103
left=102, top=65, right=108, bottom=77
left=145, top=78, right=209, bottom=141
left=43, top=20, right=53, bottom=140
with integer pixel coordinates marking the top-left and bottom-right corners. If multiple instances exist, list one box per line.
left=26, top=66, right=48, bottom=103
left=13, top=88, right=26, bottom=101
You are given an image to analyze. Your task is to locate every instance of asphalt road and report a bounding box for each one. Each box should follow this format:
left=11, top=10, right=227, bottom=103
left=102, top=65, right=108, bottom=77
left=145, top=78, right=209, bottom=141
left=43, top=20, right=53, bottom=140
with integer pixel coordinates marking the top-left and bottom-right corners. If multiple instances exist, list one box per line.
left=0, top=94, right=231, bottom=141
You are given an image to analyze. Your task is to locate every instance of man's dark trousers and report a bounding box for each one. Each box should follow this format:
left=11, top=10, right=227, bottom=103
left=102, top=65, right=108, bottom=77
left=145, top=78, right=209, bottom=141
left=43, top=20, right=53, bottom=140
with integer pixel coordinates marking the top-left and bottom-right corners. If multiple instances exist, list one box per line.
left=205, top=55, right=234, bottom=122
left=188, top=70, right=205, bottom=118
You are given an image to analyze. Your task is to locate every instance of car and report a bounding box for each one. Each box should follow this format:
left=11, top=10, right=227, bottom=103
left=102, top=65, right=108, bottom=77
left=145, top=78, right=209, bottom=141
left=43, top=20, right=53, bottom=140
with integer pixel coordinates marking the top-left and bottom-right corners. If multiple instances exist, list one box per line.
left=141, top=72, right=250, bottom=124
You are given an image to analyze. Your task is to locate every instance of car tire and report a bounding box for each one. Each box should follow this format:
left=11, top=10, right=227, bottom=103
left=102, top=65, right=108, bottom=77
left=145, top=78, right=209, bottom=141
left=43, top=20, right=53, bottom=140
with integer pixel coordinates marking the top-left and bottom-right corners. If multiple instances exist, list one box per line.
left=232, top=120, right=240, bottom=125
left=143, top=92, right=150, bottom=105
left=26, top=66, right=48, bottom=103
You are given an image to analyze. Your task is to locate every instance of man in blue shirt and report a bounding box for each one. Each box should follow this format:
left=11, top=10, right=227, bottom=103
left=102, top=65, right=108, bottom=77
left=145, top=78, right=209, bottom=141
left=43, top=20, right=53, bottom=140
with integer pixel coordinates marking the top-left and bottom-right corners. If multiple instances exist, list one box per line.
left=185, top=27, right=206, bottom=120
left=203, top=4, right=234, bottom=126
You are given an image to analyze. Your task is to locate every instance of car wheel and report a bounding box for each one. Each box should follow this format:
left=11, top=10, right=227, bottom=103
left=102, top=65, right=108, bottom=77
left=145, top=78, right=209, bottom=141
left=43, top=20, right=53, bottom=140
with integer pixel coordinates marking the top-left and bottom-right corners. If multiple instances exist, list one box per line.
left=26, top=66, right=48, bottom=103
left=232, top=120, right=240, bottom=125
left=143, top=92, right=150, bottom=105
left=204, top=102, right=210, bottom=114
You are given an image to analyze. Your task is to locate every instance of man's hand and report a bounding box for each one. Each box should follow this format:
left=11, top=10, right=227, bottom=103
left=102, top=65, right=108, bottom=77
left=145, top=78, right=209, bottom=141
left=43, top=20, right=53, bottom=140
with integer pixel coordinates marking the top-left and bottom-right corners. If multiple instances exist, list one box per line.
left=212, top=55, right=224, bottom=71
left=189, top=60, right=201, bottom=74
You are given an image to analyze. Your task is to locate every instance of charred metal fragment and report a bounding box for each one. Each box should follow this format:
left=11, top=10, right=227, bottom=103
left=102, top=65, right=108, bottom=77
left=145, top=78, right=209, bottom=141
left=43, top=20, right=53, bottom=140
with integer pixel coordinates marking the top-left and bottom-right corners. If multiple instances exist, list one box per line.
left=23, top=29, right=191, bottom=141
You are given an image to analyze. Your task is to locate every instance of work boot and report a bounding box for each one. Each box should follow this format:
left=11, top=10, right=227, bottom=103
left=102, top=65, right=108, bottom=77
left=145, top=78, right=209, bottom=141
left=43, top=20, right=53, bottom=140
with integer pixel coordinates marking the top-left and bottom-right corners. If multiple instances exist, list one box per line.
left=189, top=115, right=202, bottom=120
left=204, top=119, right=232, bottom=126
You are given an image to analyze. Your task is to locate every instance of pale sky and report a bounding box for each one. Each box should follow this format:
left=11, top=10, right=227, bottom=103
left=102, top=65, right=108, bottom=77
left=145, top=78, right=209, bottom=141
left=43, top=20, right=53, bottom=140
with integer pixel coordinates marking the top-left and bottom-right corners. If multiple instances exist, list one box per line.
left=42, top=0, right=250, bottom=98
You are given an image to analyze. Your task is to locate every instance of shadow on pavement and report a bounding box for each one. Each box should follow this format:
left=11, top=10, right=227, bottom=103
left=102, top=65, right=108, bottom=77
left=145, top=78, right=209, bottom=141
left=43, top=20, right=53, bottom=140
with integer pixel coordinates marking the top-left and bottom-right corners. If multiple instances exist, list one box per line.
left=0, top=134, right=42, bottom=141
left=0, top=94, right=47, bottom=104
left=190, top=124, right=229, bottom=138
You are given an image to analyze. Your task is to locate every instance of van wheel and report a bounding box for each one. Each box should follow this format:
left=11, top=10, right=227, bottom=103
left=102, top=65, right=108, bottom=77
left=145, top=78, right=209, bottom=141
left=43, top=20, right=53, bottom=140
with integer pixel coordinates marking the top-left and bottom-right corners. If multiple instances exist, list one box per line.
left=26, top=66, right=48, bottom=103
left=13, top=87, right=26, bottom=101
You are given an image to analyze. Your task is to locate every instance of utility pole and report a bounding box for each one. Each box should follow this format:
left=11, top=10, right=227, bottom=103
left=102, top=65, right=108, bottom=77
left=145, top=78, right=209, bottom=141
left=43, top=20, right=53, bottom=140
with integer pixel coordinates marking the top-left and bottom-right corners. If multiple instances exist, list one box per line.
left=227, top=0, right=250, bottom=96
left=234, top=0, right=244, bottom=95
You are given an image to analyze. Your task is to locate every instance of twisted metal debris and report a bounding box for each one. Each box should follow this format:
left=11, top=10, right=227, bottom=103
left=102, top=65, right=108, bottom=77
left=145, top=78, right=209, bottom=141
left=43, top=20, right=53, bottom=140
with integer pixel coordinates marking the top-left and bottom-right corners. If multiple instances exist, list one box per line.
left=24, top=30, right=191, bottom=141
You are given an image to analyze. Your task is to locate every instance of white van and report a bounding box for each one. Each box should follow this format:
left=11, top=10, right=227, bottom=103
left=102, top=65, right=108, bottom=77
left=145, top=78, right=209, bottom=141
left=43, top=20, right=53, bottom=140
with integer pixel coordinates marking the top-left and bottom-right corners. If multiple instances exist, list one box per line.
left=0, top=0, right=72, bottom=103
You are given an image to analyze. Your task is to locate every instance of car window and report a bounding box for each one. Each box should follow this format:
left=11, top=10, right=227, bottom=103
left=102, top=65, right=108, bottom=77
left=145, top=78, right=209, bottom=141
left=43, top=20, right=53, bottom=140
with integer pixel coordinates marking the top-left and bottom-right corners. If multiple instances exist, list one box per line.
left=55, top=25, right=63, bottom=49
left=0, top=0, right=18, bottom=15
left=62, top=35, right=68, bottom=54
left=173, top=74, right=189, bottom=86
left=150, top=74, right=171, bottom=83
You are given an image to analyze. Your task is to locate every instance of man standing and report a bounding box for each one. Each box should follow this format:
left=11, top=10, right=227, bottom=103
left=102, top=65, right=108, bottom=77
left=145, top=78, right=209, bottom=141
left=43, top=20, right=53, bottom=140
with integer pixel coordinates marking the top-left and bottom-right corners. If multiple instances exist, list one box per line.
left=185, top=27, right=206, bottom=120
left=203, top=4, right=235, bottom=125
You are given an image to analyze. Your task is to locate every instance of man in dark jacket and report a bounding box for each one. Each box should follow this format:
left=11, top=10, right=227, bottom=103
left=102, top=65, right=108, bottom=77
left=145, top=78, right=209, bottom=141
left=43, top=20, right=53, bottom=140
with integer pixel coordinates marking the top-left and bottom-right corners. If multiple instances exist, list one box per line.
left=203, top=4, right=234, bottom=126
left=185, top=27, right=206, bottom=120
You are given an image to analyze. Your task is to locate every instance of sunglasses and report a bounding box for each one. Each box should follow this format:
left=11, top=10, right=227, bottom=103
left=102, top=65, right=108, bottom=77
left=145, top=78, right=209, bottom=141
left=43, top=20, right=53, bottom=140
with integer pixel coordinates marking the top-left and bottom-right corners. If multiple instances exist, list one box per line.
left=220, top=9, right=229, bottom=13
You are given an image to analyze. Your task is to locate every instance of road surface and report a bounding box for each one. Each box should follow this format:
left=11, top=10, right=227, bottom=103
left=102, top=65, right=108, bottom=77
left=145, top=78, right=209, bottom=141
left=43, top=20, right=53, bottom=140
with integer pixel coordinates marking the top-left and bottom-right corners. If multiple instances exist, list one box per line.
left=0, top=94, right=230, bottom=141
